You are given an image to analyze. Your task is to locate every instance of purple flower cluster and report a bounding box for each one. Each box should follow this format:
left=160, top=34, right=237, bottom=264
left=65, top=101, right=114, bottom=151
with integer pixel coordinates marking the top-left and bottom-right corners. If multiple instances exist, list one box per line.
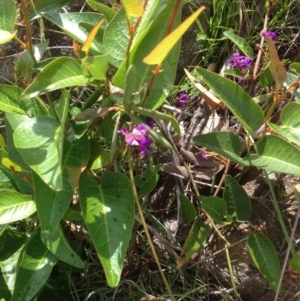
left=260, top=30, right=276, bottom=41
left=229, top=53, right=254, bottom=69
left=174, top=93, right=189, bottom=109
left=198, top=149, right=208, bottom=160
left=119, top=124, right=153, bottom=156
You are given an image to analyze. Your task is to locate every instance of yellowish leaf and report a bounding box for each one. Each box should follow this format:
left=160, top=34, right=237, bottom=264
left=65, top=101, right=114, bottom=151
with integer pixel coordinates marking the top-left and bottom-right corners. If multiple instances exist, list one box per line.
left=82, top=19, right=104, bottom=53
left=121, top=0, right=143, bottom=17
left=143, top=6, right=205, bottom=65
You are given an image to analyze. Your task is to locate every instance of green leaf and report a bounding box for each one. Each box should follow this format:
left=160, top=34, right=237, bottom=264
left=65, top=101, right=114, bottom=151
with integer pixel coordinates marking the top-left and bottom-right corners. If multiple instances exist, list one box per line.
left=132, top=105, right=180, bottom=134
left=259, top=64, right=274, bottom=87
left=12, top=231, right=58, bottom=301
left=87, top=0, right=116, bottom=22
left=202, top=196, right=227, bottom=223
left=123, top=65, right=137, bottom=105
left=134, top=164, right=163, bottom=196
left=268, top=102, right=300, bottom=146
left=289, top=252, right=300, bottom=274
left=103, top=7, right=129, bottom=66
left=13, top=116, right=63, bottom=191
left=248, top=233, right=281, bottom=290
left=0, top=30, right=17, bottom=44
left=35, top=136, right=89, bottom=237
left=122, top=0, right=143, bottom=17
left=43, top=12, right=105, bottom=55
left=41, top=225, right=84, bottom=269
left=223, top=31, right=253, bottom=58
left=0, top=85, right=26, bottom=114
left=223, top=175, right=252, bottom=221
left=89, top=139, right=109, bottom=170
left=179, top=194, right=197, bottom=224
left=243, top=135, right=300, bottom=175
left=177, top=216, right=211, bottom=269
left=79, top=172, right=135, bottom=287
left=0, top=229, right=27, bottom=295
left=15, top=40, right=49, bottom=80
left=28, top=0, right=70, bottom=19
left=193, top=132, right=247, bottom=165
left=21, top=57, right=91, bottom=99
left=194, top=67, right=264, bottom=138
left=143, top=6, right=205, bottom=65
left=290, top=62, right=300, bottom=76
left=113, top=0, right=181, bottom=109
left=0, top=0, right=16, bottom=32
left=81, top=54, right=109, bottom=80
left=0, top=190, right=36, bottom=224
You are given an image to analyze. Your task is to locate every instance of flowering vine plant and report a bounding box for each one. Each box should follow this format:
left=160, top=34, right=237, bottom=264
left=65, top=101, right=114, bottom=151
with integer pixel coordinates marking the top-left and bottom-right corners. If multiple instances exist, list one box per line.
left=0, top=0, right=299, bottom=300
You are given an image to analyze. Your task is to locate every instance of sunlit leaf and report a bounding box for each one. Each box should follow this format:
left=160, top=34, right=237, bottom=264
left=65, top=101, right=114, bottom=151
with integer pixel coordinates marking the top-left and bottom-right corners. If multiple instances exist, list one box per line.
left=79, top=172, right=134, bottom=287
left=177, top=216, right=211, bottom=269
left=82, top=19, right=105, bottom=53
left=121, top=0, right=143, bottom=17
left=143, top=6, right=205, bottom=65
left=0, top=0, right=16, bottom=32
left=0, top=190, right=36, bottom=224
left=12, top=231, right=58, bottom=301
left=223, top=31, right=253, bottom=58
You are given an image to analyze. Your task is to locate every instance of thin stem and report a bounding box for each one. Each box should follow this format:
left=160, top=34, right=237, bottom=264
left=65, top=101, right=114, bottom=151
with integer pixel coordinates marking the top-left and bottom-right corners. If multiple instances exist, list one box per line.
left=21, top=0, right=36, bottom=64
left=127, top=149, right=176, bottom=301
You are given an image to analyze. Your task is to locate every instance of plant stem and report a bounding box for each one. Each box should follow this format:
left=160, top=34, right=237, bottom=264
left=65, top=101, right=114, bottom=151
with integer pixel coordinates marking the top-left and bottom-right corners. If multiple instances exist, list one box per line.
left=127, top=149, right=176, bottom=301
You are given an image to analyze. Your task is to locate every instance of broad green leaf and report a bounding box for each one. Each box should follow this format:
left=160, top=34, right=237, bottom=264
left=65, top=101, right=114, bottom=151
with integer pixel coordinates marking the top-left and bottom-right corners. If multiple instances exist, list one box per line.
left=193, top=132, right=247, bottom=165
left=268, top=102, right=300, bottom=146
left=0, top=0, right=16, bottom=32
left=194, top=67, right=264, bottom=138
left=123, top=65, right=137, bottom=105
left=294, top=184, right=300, bottom=201
left=34, top=136, right=89, bottom=237
left=132, top=0, right=166, bottom=46
left=113, top=0, right=180, bottom=109
left=179, top=194, right=197, bottom=224
left=79, top=172, right=135, bottom=287
left=5, top=114, right=31, bottom=169
left=42, top=12, right=105, bottom=54
left=243, top=135, right=300, bottom=175
left=0, top=229, right=27, bottom=295
left=81, top=54, right=109, bottom=80
left=0, top=85, right=25, bottom=114
left=122, top=0, right=143, bottom=17
left=248, top=233, right=281, bottom=290
left=223, top=31, right=253, bottom=58
left=202, top=196, right=227, bottom=223
left=143, top=6, right=205, bottom=65
left=0, top=274, right=11, bottom=300
left=21, top=57, right=91, bottom=99
left=89, top=139, right=109, bottom=170
left=0, top=30, right=16, bottom=44
left=177, top=216, right=211, bottom=269
left=290, top=62, right=300, bottom=76
left=42, top=225, right=84, bottom=269
left=13, top=116, right=63, bottom=191
left=266, top=37, right=287, bottom=92
left=134, top=164, right=163, bottom=196
left=132, top=105, right=180, bottom=134
left=15, top=40, right=49, bottom=80
left=103, top=7, right=129, bottom=66
left=259, top=64, right=274, bottom=87
left=289, top=252, right=300, bottom=275
left=28, top=0, right=70, bottom=19
left=87, top=0, right=116, bottom=22
left=0, top=190, right=36, bottom=224
left=223, top=175, right=252, bottom=221
left=12, top=231, right=58, bottom=301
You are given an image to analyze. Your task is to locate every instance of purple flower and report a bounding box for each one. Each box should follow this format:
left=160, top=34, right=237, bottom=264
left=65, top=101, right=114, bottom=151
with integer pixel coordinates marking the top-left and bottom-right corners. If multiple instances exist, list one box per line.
left=146, top=117, right=155, bottom=128
left=174, top=93, right=189, bottom=108
left=230, top=53, right=253, bottom=69
left=260, top=30, right=276, bottom=41
left=119, top=124, right=153, bottom=156
left=198, top=149, right=208, bottom=160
